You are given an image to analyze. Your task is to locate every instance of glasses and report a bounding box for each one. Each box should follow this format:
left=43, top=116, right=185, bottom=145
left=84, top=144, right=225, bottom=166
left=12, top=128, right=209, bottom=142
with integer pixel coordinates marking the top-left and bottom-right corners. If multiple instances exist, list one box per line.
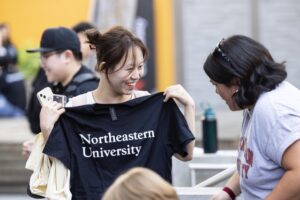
left=40, top=51, right=61, bottom=60
left=213, top=39, right=231, bottom=63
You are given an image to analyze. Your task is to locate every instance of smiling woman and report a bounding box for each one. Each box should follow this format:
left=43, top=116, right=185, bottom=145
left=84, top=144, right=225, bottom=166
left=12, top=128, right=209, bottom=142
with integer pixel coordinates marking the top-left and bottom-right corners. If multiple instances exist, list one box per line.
left=84, top=26, right=149, bottom=103
left=27, top=25, right=195, bottom=200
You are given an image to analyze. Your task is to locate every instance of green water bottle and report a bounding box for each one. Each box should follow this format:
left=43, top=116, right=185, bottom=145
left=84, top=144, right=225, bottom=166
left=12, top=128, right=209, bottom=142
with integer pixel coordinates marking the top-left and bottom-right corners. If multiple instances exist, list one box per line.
left=202, top=106, right=218, bottom=153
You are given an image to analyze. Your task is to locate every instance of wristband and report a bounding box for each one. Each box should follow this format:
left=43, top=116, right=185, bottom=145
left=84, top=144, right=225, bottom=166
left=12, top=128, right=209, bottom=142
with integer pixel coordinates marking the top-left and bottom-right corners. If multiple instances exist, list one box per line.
left=222, top=187, right=236, bottom=200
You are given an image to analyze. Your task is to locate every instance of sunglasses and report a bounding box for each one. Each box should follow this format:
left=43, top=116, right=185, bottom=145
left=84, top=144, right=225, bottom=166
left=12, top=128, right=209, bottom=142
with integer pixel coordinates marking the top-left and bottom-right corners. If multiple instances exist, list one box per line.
left=213, top=38, right=231, bottom=63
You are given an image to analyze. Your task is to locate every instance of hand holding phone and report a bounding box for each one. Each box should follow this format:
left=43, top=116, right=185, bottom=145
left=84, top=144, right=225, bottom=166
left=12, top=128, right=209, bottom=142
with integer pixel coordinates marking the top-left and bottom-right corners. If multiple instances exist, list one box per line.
left=38, top=87, right=66, bottom=141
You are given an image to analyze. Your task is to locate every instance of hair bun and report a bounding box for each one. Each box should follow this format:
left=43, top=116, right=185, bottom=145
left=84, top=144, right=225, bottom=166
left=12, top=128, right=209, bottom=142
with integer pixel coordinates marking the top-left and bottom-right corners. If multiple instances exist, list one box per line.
left=85, top=28, right=102, bottom=48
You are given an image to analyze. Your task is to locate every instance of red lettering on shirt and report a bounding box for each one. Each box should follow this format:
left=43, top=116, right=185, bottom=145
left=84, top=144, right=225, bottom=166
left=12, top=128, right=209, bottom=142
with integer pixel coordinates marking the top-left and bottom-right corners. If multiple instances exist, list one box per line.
left=238, top=136, right=253, bottom=179
left=242, top=164, right=249, bottom=179
left=244, top=148, right=253, bottom=166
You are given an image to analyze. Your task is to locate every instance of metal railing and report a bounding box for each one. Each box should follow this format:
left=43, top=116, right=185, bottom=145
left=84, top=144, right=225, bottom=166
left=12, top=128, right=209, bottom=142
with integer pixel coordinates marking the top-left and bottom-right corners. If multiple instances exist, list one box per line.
left=176, top=165, right=238, bottom=200
left=194, top=165, right=236, bottom=187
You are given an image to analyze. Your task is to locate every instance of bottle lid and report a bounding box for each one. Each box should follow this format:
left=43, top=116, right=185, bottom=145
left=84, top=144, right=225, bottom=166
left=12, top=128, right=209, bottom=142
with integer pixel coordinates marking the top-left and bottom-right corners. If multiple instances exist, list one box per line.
left=204, top=106, right=216, bottom=120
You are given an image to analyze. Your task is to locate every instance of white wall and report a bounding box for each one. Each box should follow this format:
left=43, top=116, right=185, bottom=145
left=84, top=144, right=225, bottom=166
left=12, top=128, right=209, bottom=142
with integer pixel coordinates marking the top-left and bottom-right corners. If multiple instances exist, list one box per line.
left=175, top=0, right=300, bottom=140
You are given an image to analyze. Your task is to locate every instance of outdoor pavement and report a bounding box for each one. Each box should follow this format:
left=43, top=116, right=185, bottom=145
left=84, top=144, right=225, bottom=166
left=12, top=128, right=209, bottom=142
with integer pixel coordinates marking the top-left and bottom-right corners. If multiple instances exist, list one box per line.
left=0, top=195, right=32, bottom=199
left=0, top=117, right=32, bottom=143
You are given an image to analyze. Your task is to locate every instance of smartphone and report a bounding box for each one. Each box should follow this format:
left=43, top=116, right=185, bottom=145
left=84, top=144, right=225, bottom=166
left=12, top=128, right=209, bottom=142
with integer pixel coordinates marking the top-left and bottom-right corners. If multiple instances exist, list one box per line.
left=37, top=87, right=67, bottom=107
left=53, top=94, right=67, bottom=107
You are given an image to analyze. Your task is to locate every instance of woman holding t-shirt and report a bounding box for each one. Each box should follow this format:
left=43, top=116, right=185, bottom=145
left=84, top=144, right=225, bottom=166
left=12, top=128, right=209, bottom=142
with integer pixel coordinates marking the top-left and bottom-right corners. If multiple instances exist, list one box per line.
left=204, top=35, right=300, bottom=200
left=28, top=26, right=195, bottom=199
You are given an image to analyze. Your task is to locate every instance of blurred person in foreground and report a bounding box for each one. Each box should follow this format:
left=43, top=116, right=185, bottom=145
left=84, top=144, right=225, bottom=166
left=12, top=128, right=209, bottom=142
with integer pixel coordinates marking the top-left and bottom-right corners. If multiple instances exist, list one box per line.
left=0, top=23, right=26, bottom=117
left=204, top=35, right=300, bottom=200
left=102, top=167, right=179, bottom=200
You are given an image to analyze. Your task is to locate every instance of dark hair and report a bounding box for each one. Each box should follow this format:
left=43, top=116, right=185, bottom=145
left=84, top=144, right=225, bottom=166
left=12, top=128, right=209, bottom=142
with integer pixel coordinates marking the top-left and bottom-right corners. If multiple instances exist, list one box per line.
left=85, top=26, right=148, bottom=77
left=51, top=50, right=82, bottom=61
left=203, top=35, right=287, bottom=109
left=72, top=22, right=95, bottom=33
left=70, top=50, right=82, bottom=61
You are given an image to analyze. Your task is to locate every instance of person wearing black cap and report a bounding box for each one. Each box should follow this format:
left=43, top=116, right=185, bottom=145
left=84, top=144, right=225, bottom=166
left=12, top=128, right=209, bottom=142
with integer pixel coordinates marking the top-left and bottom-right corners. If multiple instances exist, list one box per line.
left=26, top=26, right=98, bottom=92
left=23, top=27, right=99, bottom=156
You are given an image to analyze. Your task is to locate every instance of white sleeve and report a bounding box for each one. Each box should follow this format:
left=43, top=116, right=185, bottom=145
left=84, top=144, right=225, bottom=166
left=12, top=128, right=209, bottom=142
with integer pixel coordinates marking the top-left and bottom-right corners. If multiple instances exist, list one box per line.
left=66, top=92, right=93, bottom=107
left=265, top=114, right=300, bottom=165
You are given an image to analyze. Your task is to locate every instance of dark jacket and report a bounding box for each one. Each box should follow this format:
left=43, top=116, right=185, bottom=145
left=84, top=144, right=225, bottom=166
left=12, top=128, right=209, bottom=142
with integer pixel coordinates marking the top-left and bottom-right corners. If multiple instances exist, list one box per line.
left=26, top=65, right=99, bottom=134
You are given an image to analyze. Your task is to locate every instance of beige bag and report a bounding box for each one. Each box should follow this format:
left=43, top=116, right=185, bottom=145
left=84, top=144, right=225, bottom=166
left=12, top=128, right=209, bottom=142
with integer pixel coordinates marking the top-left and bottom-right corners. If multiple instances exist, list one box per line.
left=25, top=133, right=72, bottom=200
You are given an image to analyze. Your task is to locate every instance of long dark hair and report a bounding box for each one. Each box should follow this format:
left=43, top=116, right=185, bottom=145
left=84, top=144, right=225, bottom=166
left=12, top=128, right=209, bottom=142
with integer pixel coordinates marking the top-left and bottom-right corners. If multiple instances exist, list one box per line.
left=203, top=35, right=287, bottom=109
left=85, top=26, right=148, bottom=79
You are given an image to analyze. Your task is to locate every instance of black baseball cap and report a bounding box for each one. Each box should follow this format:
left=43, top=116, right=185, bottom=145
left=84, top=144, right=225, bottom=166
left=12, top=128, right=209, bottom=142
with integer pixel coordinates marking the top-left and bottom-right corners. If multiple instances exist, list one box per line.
left=27, top=27, right=81, bottom=53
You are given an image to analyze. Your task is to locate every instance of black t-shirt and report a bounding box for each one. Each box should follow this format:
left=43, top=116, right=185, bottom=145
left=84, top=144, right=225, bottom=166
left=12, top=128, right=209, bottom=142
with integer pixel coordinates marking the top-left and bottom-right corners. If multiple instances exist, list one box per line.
left=43, top=93, right=195, bottom=200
